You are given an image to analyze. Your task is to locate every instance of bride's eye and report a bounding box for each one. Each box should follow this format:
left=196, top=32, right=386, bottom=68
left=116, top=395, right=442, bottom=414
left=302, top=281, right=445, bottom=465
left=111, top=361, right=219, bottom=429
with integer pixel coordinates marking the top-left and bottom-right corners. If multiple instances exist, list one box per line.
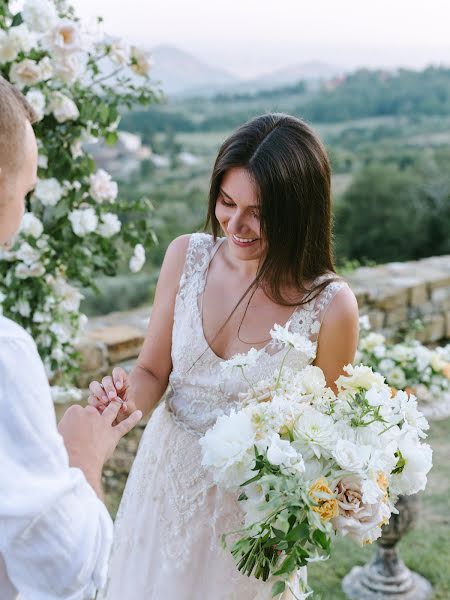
left=220, top=197, right=235, bottom=208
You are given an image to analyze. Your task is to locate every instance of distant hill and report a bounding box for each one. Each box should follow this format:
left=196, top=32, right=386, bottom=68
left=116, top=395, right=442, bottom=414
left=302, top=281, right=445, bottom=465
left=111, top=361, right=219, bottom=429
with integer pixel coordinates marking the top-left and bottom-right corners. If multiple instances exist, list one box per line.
left=150, top=45, right=239, bottom=96
left=251, top=61, right=344, bottom=87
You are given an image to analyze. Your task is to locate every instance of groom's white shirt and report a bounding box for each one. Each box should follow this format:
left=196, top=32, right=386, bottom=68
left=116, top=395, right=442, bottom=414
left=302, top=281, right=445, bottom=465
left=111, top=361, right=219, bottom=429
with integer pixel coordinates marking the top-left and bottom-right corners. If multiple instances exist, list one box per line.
left=0, top=315, right=113, bottom=600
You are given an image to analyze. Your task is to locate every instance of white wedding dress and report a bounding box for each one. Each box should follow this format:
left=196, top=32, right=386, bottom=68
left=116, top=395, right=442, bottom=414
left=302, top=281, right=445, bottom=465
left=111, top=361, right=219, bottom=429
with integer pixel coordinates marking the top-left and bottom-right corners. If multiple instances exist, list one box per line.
left=99, top=233, right=348, bottom=600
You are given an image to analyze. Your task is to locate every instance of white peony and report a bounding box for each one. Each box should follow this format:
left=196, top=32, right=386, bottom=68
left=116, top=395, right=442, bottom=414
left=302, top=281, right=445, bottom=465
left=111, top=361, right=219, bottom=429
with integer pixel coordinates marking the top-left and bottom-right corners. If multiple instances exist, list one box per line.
left=130, top=46, right=152, bottom=76
left=98, top=213, right=122, bottom=238
left=68, top=208, right=98, bottom=237
left=390, top=433, right=433, bottom=496
left=9, top=59, right=42, bottom=88
left=22, top=0, right=58, bottom=33
left=25, top=89, right=46, bottom=122
left=49, top=92, right=79, bottom=123
left=35, top=178, right=63, bottom=207
left=200, top=410, right=256, bottom=489
left=21, top=212, right=43, bottom=239
left=89, top=169, right=118, bottom=204
left=129, top=243, right=145, bottom=273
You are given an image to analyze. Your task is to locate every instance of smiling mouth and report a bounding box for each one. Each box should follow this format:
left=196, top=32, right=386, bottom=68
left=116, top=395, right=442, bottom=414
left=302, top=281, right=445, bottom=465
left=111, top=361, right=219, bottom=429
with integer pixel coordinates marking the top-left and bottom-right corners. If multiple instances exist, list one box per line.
left=232, top=234, right=258, bottom=244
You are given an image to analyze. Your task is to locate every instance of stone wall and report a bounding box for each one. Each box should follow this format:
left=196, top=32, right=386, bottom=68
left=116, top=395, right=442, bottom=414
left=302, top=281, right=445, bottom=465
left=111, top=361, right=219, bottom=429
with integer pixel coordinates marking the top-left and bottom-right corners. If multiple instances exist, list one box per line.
left=75, top=254, right=450, bottom=389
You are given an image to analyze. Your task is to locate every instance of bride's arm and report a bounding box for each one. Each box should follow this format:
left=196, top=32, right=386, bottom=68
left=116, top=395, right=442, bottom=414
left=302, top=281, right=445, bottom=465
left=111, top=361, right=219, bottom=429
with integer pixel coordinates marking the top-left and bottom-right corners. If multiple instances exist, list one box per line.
left=313, top=286, right=359, bottom=394
left=89, top=234, right=191, bottom=419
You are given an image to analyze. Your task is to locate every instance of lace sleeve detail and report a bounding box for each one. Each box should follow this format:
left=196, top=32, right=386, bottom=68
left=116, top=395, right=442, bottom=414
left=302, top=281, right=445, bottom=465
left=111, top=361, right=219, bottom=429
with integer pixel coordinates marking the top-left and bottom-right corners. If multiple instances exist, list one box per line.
left=176, top=233, right=215, bottom=306
left=288, top=275, right=349, bottom=344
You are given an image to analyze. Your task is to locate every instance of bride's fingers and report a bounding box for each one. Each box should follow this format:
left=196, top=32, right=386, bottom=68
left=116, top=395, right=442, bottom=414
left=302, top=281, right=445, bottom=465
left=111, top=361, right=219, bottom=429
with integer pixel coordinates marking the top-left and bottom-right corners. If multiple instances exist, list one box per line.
left=102, top=375, right=118, bottom=400
left=89, top=380, right=108, bottom=404
left=87, top=394, right=106, bottom=410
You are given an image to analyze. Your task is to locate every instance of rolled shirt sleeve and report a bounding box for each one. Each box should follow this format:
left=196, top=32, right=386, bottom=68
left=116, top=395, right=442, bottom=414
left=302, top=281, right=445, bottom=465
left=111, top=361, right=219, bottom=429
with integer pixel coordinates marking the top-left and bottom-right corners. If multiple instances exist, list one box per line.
left=0, top=317, right=113, bottom=600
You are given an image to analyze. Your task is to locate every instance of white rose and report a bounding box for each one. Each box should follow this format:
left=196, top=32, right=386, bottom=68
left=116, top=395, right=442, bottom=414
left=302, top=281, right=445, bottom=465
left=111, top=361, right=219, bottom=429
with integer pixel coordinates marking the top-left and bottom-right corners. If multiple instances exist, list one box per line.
left=332, top=439, right=370, bottom=473
left=52, top=53, right=85, bottom=84
left=365, top=385, right=391, bottom=407
left=38, top=56, right=54, bottom=81
left=129, top=243, right=145, bottom=273
left=15, top=261, right=45, bottom=279
left=70, top=139, right=83, bottom=159
left=22, top=0, right=58, bottom=33
left=17, top=299, right=31, bottom=318
left=360, top=332, right=385, bottom=352
left=98, top=213, right=122, bottom=238
left=390, top=433, right=433, bottom=496
left=25, top=89, right=46, bottom=122
left=38, top=154, right=48, bottom=169
left=15, top=241, right=40, bottom=265
left=107, top=38, right=129, bottom=65
left=332, top=474, right=391, bottom=545
left=9, top=24, right=37, bottom=53
left=130, top=46, right=152, bottom=76
left=336, top=364, right=386, bottom=394
left=45, top=20, right=82, bottom=55
left=430, top=352, right=446, bottom=372
left=392, top=390, right=429, bottom=439
left=0, top=30, right=19, bottom=63
left=200, top=410, right=256, bottom=490
left=89, top=169, right=118, bottom=204
left=378, top=358, right=396, bottom=374
left=266, top=434, right=304, bottom=473
left=49, top=92, right=79, bottom=123
left=9, top=59, right=42, bottom=88
left=68, top=208, right=98, bottom=237
left=21, top=212, right=43, bottom=238
left=35, top=178, right=63, bottom=207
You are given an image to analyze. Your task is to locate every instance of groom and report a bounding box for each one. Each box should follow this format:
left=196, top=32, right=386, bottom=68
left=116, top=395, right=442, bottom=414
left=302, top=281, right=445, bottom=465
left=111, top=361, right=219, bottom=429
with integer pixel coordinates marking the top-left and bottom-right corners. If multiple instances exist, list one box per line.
left=0, top=76, right=142, bottom=599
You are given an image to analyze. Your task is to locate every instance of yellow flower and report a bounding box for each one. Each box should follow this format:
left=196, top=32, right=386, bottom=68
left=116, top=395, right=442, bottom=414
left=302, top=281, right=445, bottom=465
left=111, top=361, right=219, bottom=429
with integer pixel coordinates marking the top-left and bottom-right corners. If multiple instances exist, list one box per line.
left=308, top=477, right=339, bottom=521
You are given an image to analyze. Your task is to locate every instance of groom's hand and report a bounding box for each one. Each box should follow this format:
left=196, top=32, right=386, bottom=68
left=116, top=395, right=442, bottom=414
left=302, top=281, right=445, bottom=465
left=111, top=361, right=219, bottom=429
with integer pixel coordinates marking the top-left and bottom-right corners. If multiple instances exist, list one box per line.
left=87, top=367, right=136, bottom=423
left=58, top=399, right=142, bottom=499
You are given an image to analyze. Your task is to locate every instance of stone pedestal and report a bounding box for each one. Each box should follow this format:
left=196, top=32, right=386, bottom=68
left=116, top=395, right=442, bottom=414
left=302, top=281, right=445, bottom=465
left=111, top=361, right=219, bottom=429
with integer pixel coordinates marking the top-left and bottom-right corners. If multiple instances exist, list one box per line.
left=342, top=496, right=433, bottom=599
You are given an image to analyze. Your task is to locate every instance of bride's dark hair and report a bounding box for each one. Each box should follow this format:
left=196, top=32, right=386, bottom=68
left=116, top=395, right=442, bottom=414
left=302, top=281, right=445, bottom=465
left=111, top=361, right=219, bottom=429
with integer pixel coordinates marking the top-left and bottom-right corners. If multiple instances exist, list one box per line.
left=205, top=113, right=338, bottom=309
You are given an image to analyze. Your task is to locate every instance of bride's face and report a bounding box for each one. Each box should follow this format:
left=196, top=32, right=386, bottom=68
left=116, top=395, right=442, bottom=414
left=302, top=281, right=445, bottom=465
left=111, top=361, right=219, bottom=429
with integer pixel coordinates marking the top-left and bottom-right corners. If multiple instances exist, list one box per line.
left=215, top=167, right=265, bottom=262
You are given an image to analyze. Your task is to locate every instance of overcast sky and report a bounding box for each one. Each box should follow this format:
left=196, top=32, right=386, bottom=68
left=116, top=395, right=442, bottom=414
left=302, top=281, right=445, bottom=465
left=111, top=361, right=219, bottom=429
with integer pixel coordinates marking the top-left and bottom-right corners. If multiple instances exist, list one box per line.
left=71, top=0, right=450, bottom=78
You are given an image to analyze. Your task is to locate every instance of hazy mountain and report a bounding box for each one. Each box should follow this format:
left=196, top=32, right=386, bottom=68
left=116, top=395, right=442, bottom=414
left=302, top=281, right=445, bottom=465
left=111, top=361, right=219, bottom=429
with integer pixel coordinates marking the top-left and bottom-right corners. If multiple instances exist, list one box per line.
left=251, top=61, right=344, bottom=87
left=150, top=45, right=239, bottom=96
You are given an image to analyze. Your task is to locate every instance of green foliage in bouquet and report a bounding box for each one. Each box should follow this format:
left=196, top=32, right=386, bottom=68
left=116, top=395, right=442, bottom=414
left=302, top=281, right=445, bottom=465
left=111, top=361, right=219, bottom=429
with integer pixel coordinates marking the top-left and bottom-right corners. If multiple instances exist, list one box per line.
left=0, top=0, right=162, bottom=383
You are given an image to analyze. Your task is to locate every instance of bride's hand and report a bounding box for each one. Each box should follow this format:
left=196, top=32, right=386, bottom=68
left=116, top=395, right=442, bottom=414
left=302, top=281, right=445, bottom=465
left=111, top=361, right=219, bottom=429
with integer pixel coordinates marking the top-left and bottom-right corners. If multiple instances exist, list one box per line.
left=87, top=367, right=137, bottom=423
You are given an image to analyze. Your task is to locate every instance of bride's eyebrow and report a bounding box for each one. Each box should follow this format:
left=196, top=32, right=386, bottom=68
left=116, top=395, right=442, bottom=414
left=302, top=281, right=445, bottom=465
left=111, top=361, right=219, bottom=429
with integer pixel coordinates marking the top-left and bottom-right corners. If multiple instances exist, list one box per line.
left=219, top=187, right=259, bottom=209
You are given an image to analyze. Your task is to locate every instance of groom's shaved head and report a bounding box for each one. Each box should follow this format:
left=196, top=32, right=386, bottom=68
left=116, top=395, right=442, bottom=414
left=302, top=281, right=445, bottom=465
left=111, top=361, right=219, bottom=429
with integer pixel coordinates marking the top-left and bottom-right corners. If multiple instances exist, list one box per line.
left=0, top=77, right=37, bottom=174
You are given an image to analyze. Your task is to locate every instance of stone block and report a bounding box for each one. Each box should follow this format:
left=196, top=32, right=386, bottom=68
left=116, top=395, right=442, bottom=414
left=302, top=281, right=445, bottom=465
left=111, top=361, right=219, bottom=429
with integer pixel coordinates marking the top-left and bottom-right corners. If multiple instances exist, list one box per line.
left=385, top=306, right=409, bottom=327
left=446, top=310, right=450, bottom=338
left=76, top=338, right=108, bottom=372
left=415, top=314, right=446, bottom=344
left=87, top=324, right=145, bottom=363
left=430, top=285, right=450, bottom=305
left=369, top=286, right=409, bottom=311
left=366, top=310, right=385, bottom=330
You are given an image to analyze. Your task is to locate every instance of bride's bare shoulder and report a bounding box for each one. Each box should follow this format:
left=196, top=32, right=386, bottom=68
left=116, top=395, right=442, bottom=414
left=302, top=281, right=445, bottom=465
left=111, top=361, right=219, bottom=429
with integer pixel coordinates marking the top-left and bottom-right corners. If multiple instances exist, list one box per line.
left=160, top=234, right=192, bottom=281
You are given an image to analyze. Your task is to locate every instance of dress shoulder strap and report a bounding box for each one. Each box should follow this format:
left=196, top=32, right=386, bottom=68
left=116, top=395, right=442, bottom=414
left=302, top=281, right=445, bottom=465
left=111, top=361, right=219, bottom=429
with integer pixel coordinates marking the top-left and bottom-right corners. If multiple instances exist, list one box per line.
left=177, top=233, right=217, bottom=303
left=289, top=273, right=349, bottom=343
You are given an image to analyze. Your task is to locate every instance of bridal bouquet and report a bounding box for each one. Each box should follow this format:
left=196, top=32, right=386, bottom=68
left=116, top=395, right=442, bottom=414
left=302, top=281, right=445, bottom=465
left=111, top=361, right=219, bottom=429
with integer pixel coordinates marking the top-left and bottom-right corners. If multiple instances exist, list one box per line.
left=200, top=324, right=433, bottom=598
left=357, top=327, right=450, bottom=411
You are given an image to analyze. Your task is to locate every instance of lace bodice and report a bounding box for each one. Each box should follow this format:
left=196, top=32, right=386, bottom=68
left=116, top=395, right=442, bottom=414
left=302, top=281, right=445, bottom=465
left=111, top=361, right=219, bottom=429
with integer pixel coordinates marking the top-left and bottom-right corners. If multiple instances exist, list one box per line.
left=166, top=233, right=348, bottom=435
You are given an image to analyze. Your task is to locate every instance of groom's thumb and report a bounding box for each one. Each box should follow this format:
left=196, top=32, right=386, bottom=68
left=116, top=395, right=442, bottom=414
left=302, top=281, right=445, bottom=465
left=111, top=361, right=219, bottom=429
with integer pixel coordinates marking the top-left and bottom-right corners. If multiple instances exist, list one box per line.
left=113, top=409, right=143, bottom=439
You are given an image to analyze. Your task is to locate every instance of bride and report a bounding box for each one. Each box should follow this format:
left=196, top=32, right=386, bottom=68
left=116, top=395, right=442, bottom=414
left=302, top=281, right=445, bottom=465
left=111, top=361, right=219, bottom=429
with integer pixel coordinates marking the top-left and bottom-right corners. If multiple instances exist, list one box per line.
left=89, top=113, right=359, bottom=599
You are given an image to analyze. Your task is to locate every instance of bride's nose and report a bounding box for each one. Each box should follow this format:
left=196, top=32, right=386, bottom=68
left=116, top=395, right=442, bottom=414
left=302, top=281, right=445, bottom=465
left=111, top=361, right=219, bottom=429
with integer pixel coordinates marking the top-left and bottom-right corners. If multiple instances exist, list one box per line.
left=228, top=210, right=249, bottom=234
